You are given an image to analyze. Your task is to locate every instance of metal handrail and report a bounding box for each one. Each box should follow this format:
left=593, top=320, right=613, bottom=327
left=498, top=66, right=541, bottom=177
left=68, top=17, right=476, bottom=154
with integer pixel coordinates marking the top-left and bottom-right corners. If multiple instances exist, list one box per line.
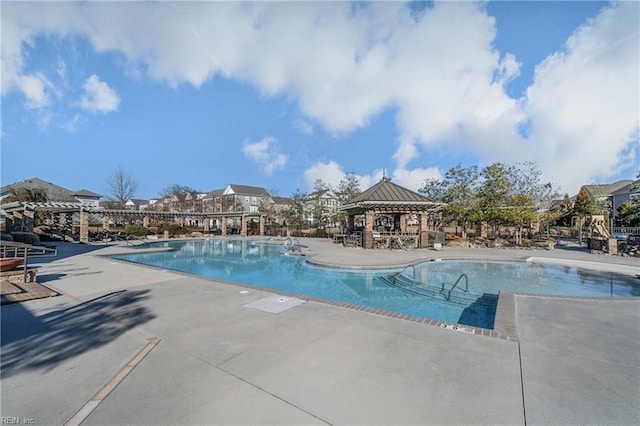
left=440, top=273, right=468, bottom=301
left=1, top=241, right=57, bottom=283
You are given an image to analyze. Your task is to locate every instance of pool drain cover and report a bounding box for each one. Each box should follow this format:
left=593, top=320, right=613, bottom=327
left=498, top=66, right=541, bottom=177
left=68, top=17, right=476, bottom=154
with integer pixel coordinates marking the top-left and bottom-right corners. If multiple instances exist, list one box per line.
left=244, top=295, right=306, bottom=314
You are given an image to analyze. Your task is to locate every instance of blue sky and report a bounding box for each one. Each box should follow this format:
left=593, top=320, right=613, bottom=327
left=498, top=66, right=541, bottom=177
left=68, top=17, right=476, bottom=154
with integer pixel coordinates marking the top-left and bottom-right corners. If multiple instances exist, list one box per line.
left=1, top=1, right=638, bottom=200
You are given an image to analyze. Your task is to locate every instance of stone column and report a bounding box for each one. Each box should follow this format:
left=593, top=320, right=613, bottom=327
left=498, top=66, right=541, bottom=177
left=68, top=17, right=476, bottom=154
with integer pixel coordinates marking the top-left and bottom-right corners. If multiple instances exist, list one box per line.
left=143, top=216, right=150, bottom=228
left=103, top=215, right=110, bottom=231
left=5, top=213, right=15, bottom=232
left=399, top=215, right=407, bottom=232
left=203, top=217, right=210, bottom=232
left=364, top=211, right=374, bottom=249
left=80, top=210, right=89, bottom=243
left=241, top=214, right=247, bottom=237
left=259, top=216, right=265, bottom=236
left=419, top=212, right=429, bottom=248
left=23, top=209, right=35, bottom=232
left=221, top=216, right=227, bottom=236
left=347, top=214, right=355, bottom=233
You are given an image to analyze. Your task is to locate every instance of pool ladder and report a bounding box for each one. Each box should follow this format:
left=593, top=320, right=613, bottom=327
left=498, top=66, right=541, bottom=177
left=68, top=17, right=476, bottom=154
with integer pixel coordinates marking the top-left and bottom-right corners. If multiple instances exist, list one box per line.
left=440, top=273, right=469, bottom=301
left=388, top=267, right=473, bottom=305
left=283, top=237, right=301, bottom=254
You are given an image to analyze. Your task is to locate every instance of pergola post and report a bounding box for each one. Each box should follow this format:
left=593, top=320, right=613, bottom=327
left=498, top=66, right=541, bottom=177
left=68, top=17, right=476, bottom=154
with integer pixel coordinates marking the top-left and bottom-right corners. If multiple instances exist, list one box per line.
left=364, top=211, right=374, bottom=249
left=203, top=217, right=210, bottom=232
left=143, top=216, right=150, bottom=228
left=221, top=216, right=227, bottom=236
left=259, top=215, right=265, bottom=236
left=419, top=212, right=429, bottom=248
left=80, top=210, right=89, bottom=243
left=399, top=214, right=407, bottom=232
left=103, top=215, right=110, bottom=231
left=241, top=214, right=247, bottom=237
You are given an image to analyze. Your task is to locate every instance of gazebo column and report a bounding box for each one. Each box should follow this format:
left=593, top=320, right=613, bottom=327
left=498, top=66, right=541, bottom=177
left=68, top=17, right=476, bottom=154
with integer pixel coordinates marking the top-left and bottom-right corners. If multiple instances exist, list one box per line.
left=364, top=211, right=374, bottom=249
left=241, top=214, right=247, bottom=236
left=103, top=215, right=110, bottom=231
left=221, top=216, right=227, bottom=236
left=80, top=210, right=89, bottom=243
left=259, top=216, right=265, bottom=236
left=419, top=212, right=429, bottom=248
left=399, top=215, right=407, bottom=232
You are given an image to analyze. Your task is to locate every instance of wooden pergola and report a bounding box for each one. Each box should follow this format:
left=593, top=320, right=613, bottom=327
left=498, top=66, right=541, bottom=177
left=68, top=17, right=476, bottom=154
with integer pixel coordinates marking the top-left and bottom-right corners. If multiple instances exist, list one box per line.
left=339, top=178, right=444, bottom=249
left=0, top=201, right=266, bottom=243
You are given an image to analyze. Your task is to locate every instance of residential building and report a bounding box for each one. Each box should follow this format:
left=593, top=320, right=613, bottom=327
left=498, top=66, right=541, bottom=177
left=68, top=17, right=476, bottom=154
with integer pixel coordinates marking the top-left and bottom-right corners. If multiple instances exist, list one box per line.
left=221, top=184, right=272, bottom=213
left=0, top=177, right=101, bottom=204
left=304, top=189, right=340, bottom=226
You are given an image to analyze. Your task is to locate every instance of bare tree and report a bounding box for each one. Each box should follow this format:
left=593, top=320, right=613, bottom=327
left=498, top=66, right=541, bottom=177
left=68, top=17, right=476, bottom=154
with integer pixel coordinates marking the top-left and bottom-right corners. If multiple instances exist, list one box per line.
left=106, top=166, right=139, bottom=208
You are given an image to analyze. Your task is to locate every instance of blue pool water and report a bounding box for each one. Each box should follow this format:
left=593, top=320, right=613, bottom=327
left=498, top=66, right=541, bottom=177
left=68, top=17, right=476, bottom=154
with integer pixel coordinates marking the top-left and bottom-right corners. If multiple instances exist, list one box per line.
left=109, top=239, right=639, bottom=329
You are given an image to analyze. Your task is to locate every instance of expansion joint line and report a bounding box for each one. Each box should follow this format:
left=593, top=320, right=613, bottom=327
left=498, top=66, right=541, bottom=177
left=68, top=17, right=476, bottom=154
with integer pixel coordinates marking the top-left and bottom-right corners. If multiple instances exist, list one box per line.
left=64, top=337, right=160, bottom=426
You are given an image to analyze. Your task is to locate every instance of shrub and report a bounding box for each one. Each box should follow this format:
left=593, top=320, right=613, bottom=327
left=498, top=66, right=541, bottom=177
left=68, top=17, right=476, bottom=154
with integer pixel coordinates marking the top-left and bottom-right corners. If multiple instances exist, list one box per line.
left=125, top=224, right=152, bottom=237
left=10, top=232, right=40, bottom=246
left=162, top=224, right=186, bottom=237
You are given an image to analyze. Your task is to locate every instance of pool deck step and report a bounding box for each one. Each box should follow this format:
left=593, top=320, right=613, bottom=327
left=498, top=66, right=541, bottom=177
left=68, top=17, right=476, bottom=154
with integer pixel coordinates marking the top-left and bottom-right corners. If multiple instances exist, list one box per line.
left=493, top=291, right=519, bottom=340
left=0, top=279, right=59, bottom=304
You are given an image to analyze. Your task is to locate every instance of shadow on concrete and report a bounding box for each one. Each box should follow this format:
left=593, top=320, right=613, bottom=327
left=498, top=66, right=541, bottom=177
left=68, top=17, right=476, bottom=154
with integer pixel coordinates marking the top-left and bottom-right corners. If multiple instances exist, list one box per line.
left=29, top=242, right=110, bottom=265
left=0, top=290, right=154, bottom=378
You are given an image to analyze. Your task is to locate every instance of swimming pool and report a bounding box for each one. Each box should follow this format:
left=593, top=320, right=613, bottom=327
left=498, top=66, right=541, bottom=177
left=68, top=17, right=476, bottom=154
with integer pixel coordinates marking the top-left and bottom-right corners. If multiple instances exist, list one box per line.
left=109, top=239, right=639, bottom=329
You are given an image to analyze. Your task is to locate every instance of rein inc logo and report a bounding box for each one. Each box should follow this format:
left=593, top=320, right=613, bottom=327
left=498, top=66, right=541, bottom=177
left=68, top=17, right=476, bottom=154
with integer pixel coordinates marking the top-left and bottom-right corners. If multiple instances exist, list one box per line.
left=0, top=418, right=35, bottom=425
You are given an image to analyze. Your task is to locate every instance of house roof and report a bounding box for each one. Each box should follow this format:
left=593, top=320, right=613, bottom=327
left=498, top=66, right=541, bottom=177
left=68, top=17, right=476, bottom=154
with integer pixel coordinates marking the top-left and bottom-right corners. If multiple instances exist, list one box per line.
left=225, top=184, right=269, bottom=196
left=583, top=180, right=633, bottom=197
left=611, top=179, right=639, bottom=196
left=1, top=177, right=78, bottom=202
left=73, top=189, right=102, bottom=198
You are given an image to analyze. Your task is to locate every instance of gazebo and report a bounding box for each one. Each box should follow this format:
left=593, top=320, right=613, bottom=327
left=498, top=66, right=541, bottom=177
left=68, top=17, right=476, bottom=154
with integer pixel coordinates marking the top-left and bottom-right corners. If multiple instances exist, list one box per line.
left=339, top=178, right=444, bottom=249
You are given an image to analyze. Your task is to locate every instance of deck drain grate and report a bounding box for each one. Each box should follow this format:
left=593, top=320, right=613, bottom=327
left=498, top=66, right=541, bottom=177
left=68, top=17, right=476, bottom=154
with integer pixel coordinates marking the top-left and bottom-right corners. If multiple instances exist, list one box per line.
left=243, top=294, right=306, bottom=314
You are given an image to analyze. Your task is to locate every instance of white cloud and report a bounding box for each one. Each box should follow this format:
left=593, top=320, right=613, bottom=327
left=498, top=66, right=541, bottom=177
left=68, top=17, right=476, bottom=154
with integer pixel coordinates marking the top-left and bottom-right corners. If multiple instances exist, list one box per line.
left=79, top=75, right=120, bottom=113
left=243, top=136, right=288, bottom=175
left=303, top=160, right=381, bottom=192
left=1, top=1, right=638, bottom=192
left=391, top=167, right=443, bottom=192
left=522, top=1, right=639, bottom=193
left=16, top=73, right=50, bottom=109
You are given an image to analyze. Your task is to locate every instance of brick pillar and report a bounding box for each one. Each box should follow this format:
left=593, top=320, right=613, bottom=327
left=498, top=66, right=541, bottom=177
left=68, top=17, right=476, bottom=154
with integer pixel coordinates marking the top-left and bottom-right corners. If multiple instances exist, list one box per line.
left=103, top=215, right=110, bottom=231
left=80, top=210, right=89, bottom=243
left=241, top=214, right=247, bottom=237
left=143, top=216, right=150, bottom=228
left=221, top=216, right=227, bottom=236
left=259, top=216, right=265, bottom=236
left=364, top=211, right=374, bottom=249
left=419, top=212, right=429, bottom=248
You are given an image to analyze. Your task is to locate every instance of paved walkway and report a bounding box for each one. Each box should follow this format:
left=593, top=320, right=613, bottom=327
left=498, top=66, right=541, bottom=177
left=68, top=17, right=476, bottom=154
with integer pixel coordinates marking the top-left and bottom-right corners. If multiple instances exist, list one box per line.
left=1, top=239, right=638, bottom=425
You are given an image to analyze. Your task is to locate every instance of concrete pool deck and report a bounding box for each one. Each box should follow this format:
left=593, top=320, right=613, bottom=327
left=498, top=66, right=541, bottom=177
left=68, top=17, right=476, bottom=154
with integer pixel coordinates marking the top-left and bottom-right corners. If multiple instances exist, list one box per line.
left=1, top=238, right=638, bottom=425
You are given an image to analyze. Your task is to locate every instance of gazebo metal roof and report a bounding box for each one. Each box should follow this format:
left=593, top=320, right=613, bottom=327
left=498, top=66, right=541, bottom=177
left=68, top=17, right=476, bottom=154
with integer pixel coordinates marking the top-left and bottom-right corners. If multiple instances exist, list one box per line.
left=340, top=178, right=444, bottom=214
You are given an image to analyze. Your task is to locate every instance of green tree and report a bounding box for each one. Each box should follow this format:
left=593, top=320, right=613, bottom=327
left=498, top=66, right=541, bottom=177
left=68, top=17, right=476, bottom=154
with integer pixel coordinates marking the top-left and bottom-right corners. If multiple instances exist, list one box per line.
left=5, top=187, right=48, bottom=203
left=615, top=171, right=640, bottom=227
left=308, top=180, right=332, bottom=231
left=476, top=163, right=511, bottom=237
left=334, top=173, right=361, bottom=230
left=282, top=189, right=307, bottom=235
